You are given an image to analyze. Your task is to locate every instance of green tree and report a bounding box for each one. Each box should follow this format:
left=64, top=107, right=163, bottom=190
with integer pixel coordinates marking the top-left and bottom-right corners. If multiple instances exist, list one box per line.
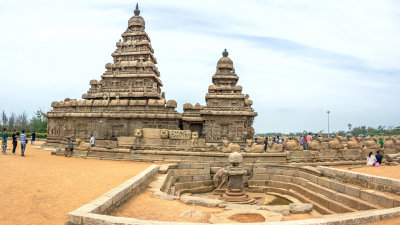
left=30, top=110, right=47, bottom=133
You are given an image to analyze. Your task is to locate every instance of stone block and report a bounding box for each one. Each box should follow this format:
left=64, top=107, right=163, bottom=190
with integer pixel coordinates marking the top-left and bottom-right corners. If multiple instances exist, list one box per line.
left=142, top=138, right=162, bottom=146
left=177, top=163, right=191, bottom=169
left=190, top=163, right=206, bottom=169
left=248, top=180, right=266, bottom=186
left=180, top=195, right=224, bottom=207
left=225, top=203, right=261, bottom=210
left=159, top=194, right=180, bottom=201
left=73, top=203, right=101, bottom=215
left=282, top=169, right=296, bottom=176
left=265, top=167, right=283, bottom=175
left=360, top=190, right=394, bottom=208
left=253, top=167, right=268, bottom=174
left=317, top=177, right=332, bottom=188
left=91, top=196, right=113, bottom=214
left=159, top=164, right=170, bottom=174
left=174, top=176, right=192, bottom=183
left=292, top=177, right=307, bottom=187
left=142, top=128, right=161, bottom=139
left=289, top=203, right=313, bottom=214
left=330, top=181, right=345, bottom=193
left=168, top=130, right=192, bottom=140
left=379, top=207, right=400, bottom=220
left=163, top=155, right=183, bottom=162
left=270, top=175, right=292, bottom=183
left=372, top=176, right=391, bottom=186
left=117, top=137, right=135, bottom=146
left=67, top=212, right=83, bottom=225
left=251, top=174, right=270, bottom=180
left=193, top=175, right=211, bottom=181
left=261, top=205, right=290, bottom=216
left=344, top=185, right=361, bottom=197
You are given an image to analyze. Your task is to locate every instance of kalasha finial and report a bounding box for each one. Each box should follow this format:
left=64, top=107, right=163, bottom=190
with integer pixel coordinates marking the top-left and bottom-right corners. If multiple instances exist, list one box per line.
left=134, top=3, right=140, bottom=16
left=222, top=49, right=229, bottom=57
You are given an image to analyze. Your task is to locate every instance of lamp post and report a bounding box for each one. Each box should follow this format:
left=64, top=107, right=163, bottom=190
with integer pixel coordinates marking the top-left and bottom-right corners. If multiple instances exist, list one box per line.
left=326, top=111, right=330, bottom=138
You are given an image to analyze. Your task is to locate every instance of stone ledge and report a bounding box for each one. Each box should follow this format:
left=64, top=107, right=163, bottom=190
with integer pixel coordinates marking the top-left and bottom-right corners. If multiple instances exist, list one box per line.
left=71, top=206, right=400, bottom=225
left=67, top=164, right=159, bottom=224
left=317, top=166, right=400, bottom=195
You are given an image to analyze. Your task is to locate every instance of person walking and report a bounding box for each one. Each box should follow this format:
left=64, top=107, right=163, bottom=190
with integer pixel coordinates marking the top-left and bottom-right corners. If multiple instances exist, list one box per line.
left=282, top=138, right=286, bottom=152
left=12, top=130, right=20, bottom=155
left=379, top=138, right=384, bottom=148
left=306, top=132, right=313, bottom=149
left=90, top=135, right=95, bottom=147
left=300, top=135, right=306, bottom=150
left=263, top=137, right=268, bottom=152
left=20, top=130, right=27, bottom=156
left=31, top=132, right=36, bottom=144
left=2, top=128, right=8, bottom=154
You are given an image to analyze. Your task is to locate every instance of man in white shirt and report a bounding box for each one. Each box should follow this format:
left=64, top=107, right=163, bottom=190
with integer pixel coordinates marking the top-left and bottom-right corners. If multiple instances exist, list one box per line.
left=90, top=135, right=95, bottom=147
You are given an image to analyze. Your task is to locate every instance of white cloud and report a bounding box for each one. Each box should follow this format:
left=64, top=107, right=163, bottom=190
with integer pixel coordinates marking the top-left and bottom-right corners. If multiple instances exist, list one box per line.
left=0, top=0, right=399, bottom=133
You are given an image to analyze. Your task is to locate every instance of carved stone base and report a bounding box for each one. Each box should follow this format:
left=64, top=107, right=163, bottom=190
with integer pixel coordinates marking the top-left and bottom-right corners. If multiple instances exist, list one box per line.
left=219, top=189, right=256, bottom=204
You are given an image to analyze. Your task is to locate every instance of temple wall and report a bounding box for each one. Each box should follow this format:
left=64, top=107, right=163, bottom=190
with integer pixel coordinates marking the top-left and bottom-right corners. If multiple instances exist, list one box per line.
left=202, top=115, right=253, bottom=146
left=47, top=117, right=180, bottom=144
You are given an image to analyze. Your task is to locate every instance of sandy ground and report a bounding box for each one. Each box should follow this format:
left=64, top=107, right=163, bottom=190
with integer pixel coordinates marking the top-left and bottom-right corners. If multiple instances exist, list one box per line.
left=0, top=141, right=155, bottom=225
left=114, top=191, right=224, bottom=223
left=336, top=165, right=400, bottom=180
left=335, top=165, right=400, bottom=225
left=114, top=190, right=317, bottom=223
left=2, top=143, right=399, bottom=225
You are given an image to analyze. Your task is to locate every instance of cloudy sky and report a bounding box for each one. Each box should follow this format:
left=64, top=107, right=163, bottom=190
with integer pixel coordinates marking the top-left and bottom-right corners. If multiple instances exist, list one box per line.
left=0, top=0, right=399, bottom=133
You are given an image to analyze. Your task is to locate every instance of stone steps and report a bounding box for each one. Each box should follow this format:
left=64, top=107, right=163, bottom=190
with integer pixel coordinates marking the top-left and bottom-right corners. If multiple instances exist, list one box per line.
left=303, top=178, right=383, bottom=211
left=279, top=173, right=385, bottom=211
left=266, top=186, right=336, bottom=215
left=267, top=180, right=356, bottom=214
left=250, top=171, right=385, bottom=213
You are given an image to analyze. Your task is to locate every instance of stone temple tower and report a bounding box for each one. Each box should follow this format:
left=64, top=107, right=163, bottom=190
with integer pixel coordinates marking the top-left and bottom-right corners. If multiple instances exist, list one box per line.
left=183, top=49, right=257, bottom=146
left=46, top=4, right=181, bottom=145
left=82, top=4, right=163, bottom=101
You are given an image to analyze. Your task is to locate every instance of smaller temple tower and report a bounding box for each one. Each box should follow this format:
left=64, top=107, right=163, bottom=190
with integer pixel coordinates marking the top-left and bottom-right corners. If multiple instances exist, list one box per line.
left=183, top=49, right=257, bottom=146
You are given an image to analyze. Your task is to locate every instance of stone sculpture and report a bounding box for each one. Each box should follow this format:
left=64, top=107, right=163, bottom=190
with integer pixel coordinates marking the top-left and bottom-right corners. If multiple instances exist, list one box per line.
left=328, top=137, right=344, bottom=150
left=244, top=140, right=264, bottom=153
left=218, top=152, right=256, bottom=204
left=347, top=137, right=362, bottom=149
left=384, top=138, right=399, bottom=150
left=213, top=168, right=227, bottom=189
left=285, top=139, right=300, bottom=151
left=364, top=138, right=380, bottom=149
left=268, top=142, right=283, bottom=152
left=221, top=140, right=241, bottom=153
left=75, top=139, right=91, bottom=150
left=307, top=139, right=324, bottom=150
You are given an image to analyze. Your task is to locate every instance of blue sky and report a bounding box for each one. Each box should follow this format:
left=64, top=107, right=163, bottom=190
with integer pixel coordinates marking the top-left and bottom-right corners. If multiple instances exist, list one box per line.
left=0, top=0, right=399, bottom=133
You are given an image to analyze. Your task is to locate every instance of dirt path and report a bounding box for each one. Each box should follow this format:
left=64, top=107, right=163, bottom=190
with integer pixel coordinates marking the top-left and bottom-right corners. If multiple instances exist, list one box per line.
left=0, top=142, right=155, bottom=225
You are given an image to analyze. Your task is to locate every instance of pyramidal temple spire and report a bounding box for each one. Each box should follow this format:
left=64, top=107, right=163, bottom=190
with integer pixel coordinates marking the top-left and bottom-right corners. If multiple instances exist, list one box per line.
left=134, top=3, right=140, bottom=16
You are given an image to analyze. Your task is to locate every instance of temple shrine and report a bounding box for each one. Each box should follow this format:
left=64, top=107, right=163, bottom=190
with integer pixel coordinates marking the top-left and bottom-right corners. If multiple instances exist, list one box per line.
left=46, top=4, right=256, bottom=150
